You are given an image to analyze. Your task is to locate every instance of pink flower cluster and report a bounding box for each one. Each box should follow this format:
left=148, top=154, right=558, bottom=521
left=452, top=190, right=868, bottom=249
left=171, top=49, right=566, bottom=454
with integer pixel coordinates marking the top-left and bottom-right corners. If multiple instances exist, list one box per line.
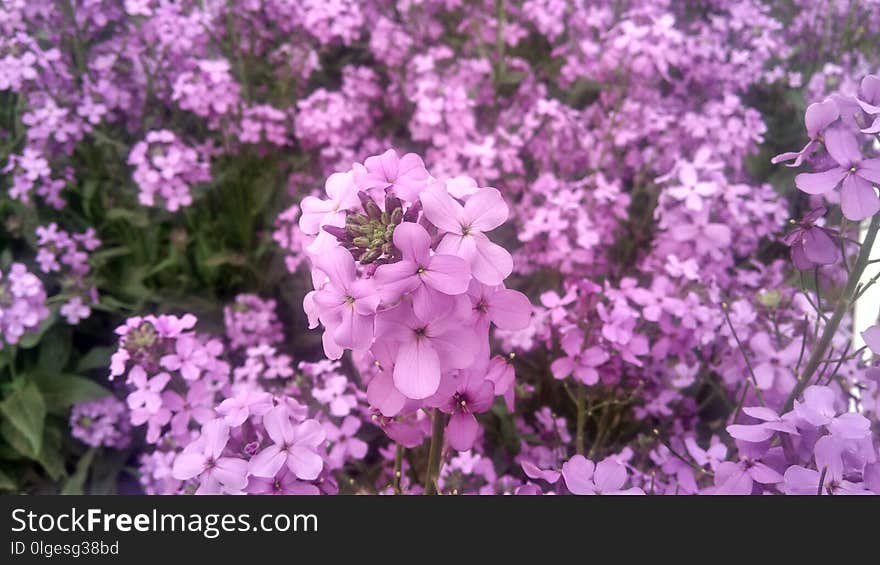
left=35, top=223, right=100, bottom=325
left=299, top=149, right=531, bottom=451
left=223, top=294, right=284, bottom=350
left=0, top=263, right=49, bottom=348
left=779, top=75, right=880, bottom=221
left=127, top=130, right=212, bottom=212
left=70, top=397, right=131, bottom=449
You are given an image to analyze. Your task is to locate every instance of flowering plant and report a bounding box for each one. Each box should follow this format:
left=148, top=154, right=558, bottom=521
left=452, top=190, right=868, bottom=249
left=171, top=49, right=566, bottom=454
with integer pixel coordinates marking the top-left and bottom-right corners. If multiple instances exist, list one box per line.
left=1, top=0, right=880, bottom=496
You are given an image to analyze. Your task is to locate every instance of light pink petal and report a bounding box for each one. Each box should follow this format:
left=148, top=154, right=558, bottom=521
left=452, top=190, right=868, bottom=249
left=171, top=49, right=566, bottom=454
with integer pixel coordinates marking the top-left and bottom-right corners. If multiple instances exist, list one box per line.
left=804, top=99, right=839, bottom=137
left=286, top=446, right=323, bottom=480
left=202, top=419, right=230, bottom=459
left=858, top=158, right=880, bottom=183
left=298, top=196, right=334, bottom=234
left=248, top=445, right=287, bottom=478
left=422, top=254, right=471, bottom=295
left=829, top=413, right=871, bottom=440
left=840, top=174, right=880, bottom=221
left=324, top=171, right=358, bottom=205
left=322, top=329, right=344, bottom=360
left=411, top=285, right=454, bottom=322
left=393, top=339, right=441, bottom=399
left=392, top=222, right=431, bottom=262
left=561, top=455, right=596, bottom=495
left=795, top=167, right=846, bottom=195
left=487, top=288, right=532, bottom=330
left=782, top=465, right=821, bottom=495
left=263, top=406, right=295, bottom=446
left=748, top=462, right=783, bottom=485
left=373, top=260, right=421, bottom=302
left=213, top=457, right=249, bottom=491
left=293, top=419, right=327, bottom=449
left=367, top=371, right=407, bottom=417
left=825, top=128, right=862, bottom=166
left=594, top=458, right=628, bottom=492
left=333, top=308, right=374, bottom=350
left=550, top=357, right=575, bottom=380
left=317, top=246, right=357, bottom=286
left=463, top=187, right=508, bottom=231
left=428, top=325, right=477, bottom=370
left=172, top=452, right=207, bottom=480
left=727, top=424, right=774, bottom=443
left=521, top=461, right=561, bottom=484
left=420, top=185, right=464, bottom=234
left=741, top=406, right=780, bottom=422
left=714, top=462, right=753, bottom=495
left=446, top=412, right=479, bottom=451
left=470, top=234, right=513, bottom=286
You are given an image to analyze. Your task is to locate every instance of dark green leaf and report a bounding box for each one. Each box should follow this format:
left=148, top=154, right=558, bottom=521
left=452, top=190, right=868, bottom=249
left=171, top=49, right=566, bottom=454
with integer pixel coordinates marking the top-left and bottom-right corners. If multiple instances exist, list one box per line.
left=61, top=448, right=95, bottom=495
left=75, top=346, right=115, bottom=372
left=38, top=327, right=72, bottom=374
left=0, top=468, right=16, bottom=491
left=32, top=373, right=110, bottom=412
left=0, top=383, right=46, bottom=454
left=0, top=420, right=64, bottom=480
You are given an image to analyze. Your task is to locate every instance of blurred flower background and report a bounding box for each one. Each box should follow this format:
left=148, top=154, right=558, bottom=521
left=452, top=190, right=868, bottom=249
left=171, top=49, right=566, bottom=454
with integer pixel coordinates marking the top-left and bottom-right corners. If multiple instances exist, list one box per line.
left=1, top=0, right=880, bottom=495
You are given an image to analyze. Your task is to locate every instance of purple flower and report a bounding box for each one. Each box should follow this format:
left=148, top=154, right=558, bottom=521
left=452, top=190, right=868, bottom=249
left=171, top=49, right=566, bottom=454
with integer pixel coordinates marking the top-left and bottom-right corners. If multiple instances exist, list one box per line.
left=420, top=185, right=513, bottom=285
left=160, top=335, right=209, bottom=381
left=782, top=465, right=872, bottom=495
left=375, top=304, right=477, bottom=400
left=795, top=128, right=880, bottom=220
left=246, top=468, right=321, bottom=495
left=313, top=246, right=379, bottom=351
left=216, top=389, right=273, bottom=426
left=772, top=99, right=839, bottom=167
left=352, top=149, right=429, bottom=202
left=434, top=372, right=494, bottom=452
left=727, top=406, right=798, bottom=443
left=373, top=222, right=471, bottom=320
left=712, top=459, right=783, bottom=495
left=782, top=207, right=839, bottom=270
left=561, top=455, right=644, bottom=495
left=521, top=461, right=561, bottom=484
left=249, top=406, right=325, bottom=481
left=172, top=419, right=249, bottom=494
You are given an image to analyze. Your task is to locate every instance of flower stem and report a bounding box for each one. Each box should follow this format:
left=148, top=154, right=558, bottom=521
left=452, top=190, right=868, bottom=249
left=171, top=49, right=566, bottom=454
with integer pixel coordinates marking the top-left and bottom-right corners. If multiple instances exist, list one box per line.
left=393, top=444, right=403, bottom=495
left=575, top=382, right=586, bottom=455
left=783, top=214, right=880, bottom=412
left=424, top=410, right=446, bottom=495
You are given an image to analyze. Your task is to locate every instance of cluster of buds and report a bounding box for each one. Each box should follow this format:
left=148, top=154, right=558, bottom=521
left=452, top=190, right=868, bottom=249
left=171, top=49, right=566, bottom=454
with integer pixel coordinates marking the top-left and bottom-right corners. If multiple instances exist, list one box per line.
left=324, top=192, right=421, bottom=266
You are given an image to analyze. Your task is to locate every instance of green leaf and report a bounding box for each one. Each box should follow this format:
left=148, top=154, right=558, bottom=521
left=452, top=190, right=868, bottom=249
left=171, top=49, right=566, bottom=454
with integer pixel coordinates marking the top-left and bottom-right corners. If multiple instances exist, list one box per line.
left=76, top=346, right=115, bottom=372
left=61, top=448, right=96, bottom=495
left=105, top=207, right=150, bottom=228
left=32, top=373, right=110, bottom=412
left=89, top=246, right=133, bottom=263
left=0, top=384, right=46, bottom=454
left=37, top=327, right=72, bottom=374
left=0, top=468, right=16, bottom=491
left=0, top=420, right=64, bottom=480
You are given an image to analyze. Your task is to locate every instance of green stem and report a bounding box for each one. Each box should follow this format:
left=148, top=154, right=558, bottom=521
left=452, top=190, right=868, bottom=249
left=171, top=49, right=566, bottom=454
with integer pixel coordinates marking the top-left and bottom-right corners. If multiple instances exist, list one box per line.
left=494, top=0, right=507, bottom=82
left=575, top=382, right=586, bottom=455
left=783, top=214, right=880, bottom=412
left=393, top=444, right=403, bottom=495
left=424, top=410, right=446, bottom=495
